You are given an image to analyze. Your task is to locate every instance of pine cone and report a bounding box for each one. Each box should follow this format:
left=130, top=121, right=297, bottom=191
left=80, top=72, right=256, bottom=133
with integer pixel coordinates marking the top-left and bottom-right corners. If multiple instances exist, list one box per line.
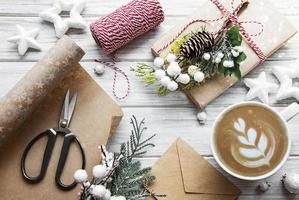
left=179, top=31, right=215, bottom=60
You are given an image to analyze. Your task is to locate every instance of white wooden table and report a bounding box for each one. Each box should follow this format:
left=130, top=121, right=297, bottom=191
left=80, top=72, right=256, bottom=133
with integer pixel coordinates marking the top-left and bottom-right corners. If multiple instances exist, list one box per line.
left=1, top=0, right=299, bottom=199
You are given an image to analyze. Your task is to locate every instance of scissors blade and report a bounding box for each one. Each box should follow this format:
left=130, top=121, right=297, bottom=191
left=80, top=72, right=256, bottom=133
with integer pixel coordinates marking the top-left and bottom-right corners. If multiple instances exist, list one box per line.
left=60, top=90, right=70, bottom=123
left=67, top=92, right=77, bottom=126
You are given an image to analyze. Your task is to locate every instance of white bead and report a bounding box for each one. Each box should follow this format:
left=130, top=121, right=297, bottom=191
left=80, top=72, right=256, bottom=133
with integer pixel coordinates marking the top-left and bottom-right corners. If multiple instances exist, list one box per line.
left=217, top=52, right=224, bottom=59
left=188, top=65, right=198, bottom=76
left=94, top=63, right=105, bottom=75
left=166, top=53, right=177, bottom=63
left=167, top=62, right=181, bottom=76
left=160, top=76, right=171, bottom=87
left=154, top=69, right=166, bottom=80
left=92, top=165, right=107, bottom=179
left=74, top=169, right=88, bottom=183
left=283, top=172, right=299, bottom=194
left=91, top=185, right=106, bottom=198
left=194, top=71, right=205, bottom=82
left=215, top=57, right=222, bottom=64
left=177, top=74, right=191, bottom=84
left=231, top=50, right=240, bottom=57
left=197, top=112, right=207, bottom=121
left=153, top=57, right=165, bottom=68
left=104, top=189, right=111, bottom=200
left=167, top=81, right=178, bottom=91
left=203, top=53, right=211, bottom=61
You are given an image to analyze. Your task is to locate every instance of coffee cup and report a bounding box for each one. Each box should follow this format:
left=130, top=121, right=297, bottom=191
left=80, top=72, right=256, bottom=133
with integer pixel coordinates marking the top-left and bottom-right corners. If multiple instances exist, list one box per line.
left=211, top=102, right=299, bottom=181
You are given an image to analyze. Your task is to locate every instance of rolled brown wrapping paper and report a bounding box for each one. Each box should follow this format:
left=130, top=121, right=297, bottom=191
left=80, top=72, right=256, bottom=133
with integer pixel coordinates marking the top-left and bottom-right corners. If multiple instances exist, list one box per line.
left=0, top=36, right=84, bottom=142
left=0, top=36, right=123, bottom=199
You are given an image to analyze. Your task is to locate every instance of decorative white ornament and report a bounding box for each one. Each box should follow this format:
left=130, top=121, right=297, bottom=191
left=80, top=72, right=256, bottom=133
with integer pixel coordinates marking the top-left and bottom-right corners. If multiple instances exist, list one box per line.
left=92, top=165, right=107, bottom=179
left=258, top=182, right=271, bottom=192
left=244, top=72, right=278, bottom=104
left=194, top=71, right=205, bottom=82
left=91, top=185, right=106, bottom=198
left=153, top=57, right=165, bottom=68
left=217, top=52, right=224, bottom=59
left=154, top=69, right=166, bottom=80
left=197, top=111, right=207, bottom=124
left=94, top=63, right=105, bottom=75
left=203, top=53, right=211, bottom=61
left=104, top=189, right=111, bottom=200
left=167, top=62, right=181, bottom=76
left=167, top=81, right=178, bottom=91
left=188, top=65, right=198, bottom=76
left=160, top=76, right=171, bottom=87
left=282, top=172, right=299, bottom=194
left=231, top=49, right=240, bottom=57
left=272, top=63, right=299, bottom=101
left=40, top=0, right=87, bottom=38
left=111, top=196, right=126, bottom=200
left=166, top=53, right=177, bottom=63
left=223, top=60, right=234, bottom=68
left=74, top=169, right=88, bottom=183
left=214, top=57, right=222, bottom=64
left=7, top=25, right=42, bottom=56
left=177, top=74, right=190, bottom=84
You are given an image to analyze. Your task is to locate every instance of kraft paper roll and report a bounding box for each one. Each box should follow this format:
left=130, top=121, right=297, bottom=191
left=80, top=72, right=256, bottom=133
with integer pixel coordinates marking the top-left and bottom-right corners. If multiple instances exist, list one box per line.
left=0, top=36, right=85, bottom=143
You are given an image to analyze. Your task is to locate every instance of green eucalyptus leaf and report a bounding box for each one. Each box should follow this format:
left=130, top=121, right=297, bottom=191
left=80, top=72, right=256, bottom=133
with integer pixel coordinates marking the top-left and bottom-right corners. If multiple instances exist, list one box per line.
left=235, top=52, right=247, bottom=64
left=234, top=65, right=242, bottom=80
left=227, top=26, right=242, bottom=46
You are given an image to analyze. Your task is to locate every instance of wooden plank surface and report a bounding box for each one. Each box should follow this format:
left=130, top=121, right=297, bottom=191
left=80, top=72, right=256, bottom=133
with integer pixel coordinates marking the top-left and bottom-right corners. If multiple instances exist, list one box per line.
left=0, top=0, right=299, bottom=199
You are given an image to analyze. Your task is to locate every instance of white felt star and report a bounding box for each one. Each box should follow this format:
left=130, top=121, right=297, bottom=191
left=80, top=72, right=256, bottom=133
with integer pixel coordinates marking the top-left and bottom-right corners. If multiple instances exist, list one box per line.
left=7, top=25, right=41, bottom=56
left=244, top=72, right=278, bottom=104
left=40, top=0, right=87, bottom=38
left=272, top=62, right=299, bottom=101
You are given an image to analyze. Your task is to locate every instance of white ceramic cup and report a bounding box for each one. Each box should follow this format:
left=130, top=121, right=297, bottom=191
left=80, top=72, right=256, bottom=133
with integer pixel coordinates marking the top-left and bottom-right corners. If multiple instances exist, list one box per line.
left=210, top=101, right=298, bottom=181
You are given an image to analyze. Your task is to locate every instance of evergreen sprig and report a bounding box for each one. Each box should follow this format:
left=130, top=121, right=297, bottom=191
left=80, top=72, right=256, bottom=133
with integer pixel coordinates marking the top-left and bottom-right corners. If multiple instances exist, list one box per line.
left=110, top=116, right=158, bottom=200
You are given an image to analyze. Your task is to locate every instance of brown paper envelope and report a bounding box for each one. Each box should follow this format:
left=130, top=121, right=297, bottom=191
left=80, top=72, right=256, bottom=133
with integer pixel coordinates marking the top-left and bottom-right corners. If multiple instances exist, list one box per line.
left=0, top=64, right=123, bottom=199
left=148, top=138, right=240, bottom=200
left=152, top=0, right=297, bottom=109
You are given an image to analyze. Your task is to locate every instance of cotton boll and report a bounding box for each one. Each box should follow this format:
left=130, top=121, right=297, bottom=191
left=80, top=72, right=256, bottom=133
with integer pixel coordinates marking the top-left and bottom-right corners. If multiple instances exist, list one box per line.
left=217, top=52, right=224, bottom=59
left=282, top=172, right=299, bottom=194
left=258, top=182, right=271, bottom=192
left=94, top=63, right=105, bottom=75
left=154, top=69, right=166, bottom=80
left=197, top=111, right=207, bottom=121
left=167, top=62, right=181, bottom=76
left=92, top=165, right=107, bottom=179
left=177, top=74, right=190, bottom=84
left=74, top=169, right=88, bottom=183
left=167, top=81, right=178, bottom=91
left=203, top=53, right=211, bottom=61
left=188, top=65, right=198, bottom=76
left=231, top=49, right=240, bottom=57
left=160, top=76, right=171, bottom=87
left=194, top=71, right=205, bottom=82
left=214, top=57, right=222, bottom=64
left=166, top=53, right=177, bottom=63
left=234, top=46, right=244, bottom=53
left=111, top=196, right=126, bottom=200
left=91, top=185, right=106, bottom=198
left=223, top=60, right=234, bottom=68
left=153, top=57, right=165, bottom=68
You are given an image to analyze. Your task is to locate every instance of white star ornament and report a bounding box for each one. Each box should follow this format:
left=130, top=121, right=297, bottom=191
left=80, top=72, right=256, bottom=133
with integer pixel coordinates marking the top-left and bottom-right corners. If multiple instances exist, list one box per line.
left=39, top=0, right=87, bottom=38
left=244, top=72, right=278, bottom=104
left=7, top=25, right=41, bottom=56
left=272, top=63, right=299, bottom=101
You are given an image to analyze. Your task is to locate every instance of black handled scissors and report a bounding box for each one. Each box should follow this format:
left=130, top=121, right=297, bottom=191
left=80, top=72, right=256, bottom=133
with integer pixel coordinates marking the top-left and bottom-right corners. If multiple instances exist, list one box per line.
left=21, top=89, right=86, bottom=191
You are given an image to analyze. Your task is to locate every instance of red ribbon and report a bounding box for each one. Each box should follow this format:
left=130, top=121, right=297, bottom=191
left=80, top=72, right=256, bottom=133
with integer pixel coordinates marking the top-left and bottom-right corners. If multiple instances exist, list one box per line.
left=158, top=0, right=267, bottom=63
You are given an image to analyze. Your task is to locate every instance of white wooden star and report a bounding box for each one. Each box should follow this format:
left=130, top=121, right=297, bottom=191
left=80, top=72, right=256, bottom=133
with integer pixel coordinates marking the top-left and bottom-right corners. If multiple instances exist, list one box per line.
left=39, top=0, right=87, bottom=38
left=244, top=72, right=278, bottom=104
left=272, top=62, right=299, bottom=101
left=7, top=25, right=41, bottom=56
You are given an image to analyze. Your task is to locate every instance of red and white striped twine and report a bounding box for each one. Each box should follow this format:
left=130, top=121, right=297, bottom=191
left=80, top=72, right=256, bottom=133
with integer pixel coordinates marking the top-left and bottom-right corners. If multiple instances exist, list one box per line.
left=90, top=0, right=164, bottom=100
left=158, top=0, right=267, bottom=62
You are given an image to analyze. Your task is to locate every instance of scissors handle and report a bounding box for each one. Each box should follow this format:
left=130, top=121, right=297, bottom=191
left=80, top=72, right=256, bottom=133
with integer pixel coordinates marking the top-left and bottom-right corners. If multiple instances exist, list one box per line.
left=55, top=133, right=86, bottom=190
left=21, top=129, right=57, bottom=183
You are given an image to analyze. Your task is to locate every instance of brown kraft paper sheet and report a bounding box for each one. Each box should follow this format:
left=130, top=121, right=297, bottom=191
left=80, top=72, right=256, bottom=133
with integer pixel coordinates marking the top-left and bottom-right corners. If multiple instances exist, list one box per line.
left=0, top=36, right=123, bottom=199
left=152, top=0, right=297, bottom=109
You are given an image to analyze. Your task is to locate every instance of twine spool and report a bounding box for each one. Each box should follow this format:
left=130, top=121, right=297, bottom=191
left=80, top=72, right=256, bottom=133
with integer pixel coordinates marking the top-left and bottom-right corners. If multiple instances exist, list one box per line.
left=90, top=0, right=164, bottom=55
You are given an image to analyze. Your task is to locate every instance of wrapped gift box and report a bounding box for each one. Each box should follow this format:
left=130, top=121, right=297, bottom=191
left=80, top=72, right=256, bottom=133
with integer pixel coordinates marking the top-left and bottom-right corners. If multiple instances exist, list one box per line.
left=152, top=0, right=297, bottom=109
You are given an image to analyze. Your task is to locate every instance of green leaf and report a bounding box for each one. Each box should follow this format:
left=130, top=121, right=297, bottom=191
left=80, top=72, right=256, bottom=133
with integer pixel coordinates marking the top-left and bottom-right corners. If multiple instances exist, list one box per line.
left=234, top=65, right=242, bottom=80
left=157, top=86, right=169, bottom=96
left=235, top=52, right=247, bottom=64
left=227, top=26, right=242, bottom=46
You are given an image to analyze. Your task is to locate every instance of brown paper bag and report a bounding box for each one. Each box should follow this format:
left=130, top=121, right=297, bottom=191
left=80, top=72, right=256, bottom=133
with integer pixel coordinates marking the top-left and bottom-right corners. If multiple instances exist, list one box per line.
left=0, top=37, right=123, bottom=199
left=148, top=138, right=240, bottom=200
left=152, top=0, right=297, bottom=109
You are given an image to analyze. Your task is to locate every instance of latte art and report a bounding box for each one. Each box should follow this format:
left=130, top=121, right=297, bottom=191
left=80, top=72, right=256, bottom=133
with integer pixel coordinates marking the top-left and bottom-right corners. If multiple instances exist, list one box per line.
left=214, top=104, right=289, bottom=177
left=231, top=118, right=275, bottom=168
